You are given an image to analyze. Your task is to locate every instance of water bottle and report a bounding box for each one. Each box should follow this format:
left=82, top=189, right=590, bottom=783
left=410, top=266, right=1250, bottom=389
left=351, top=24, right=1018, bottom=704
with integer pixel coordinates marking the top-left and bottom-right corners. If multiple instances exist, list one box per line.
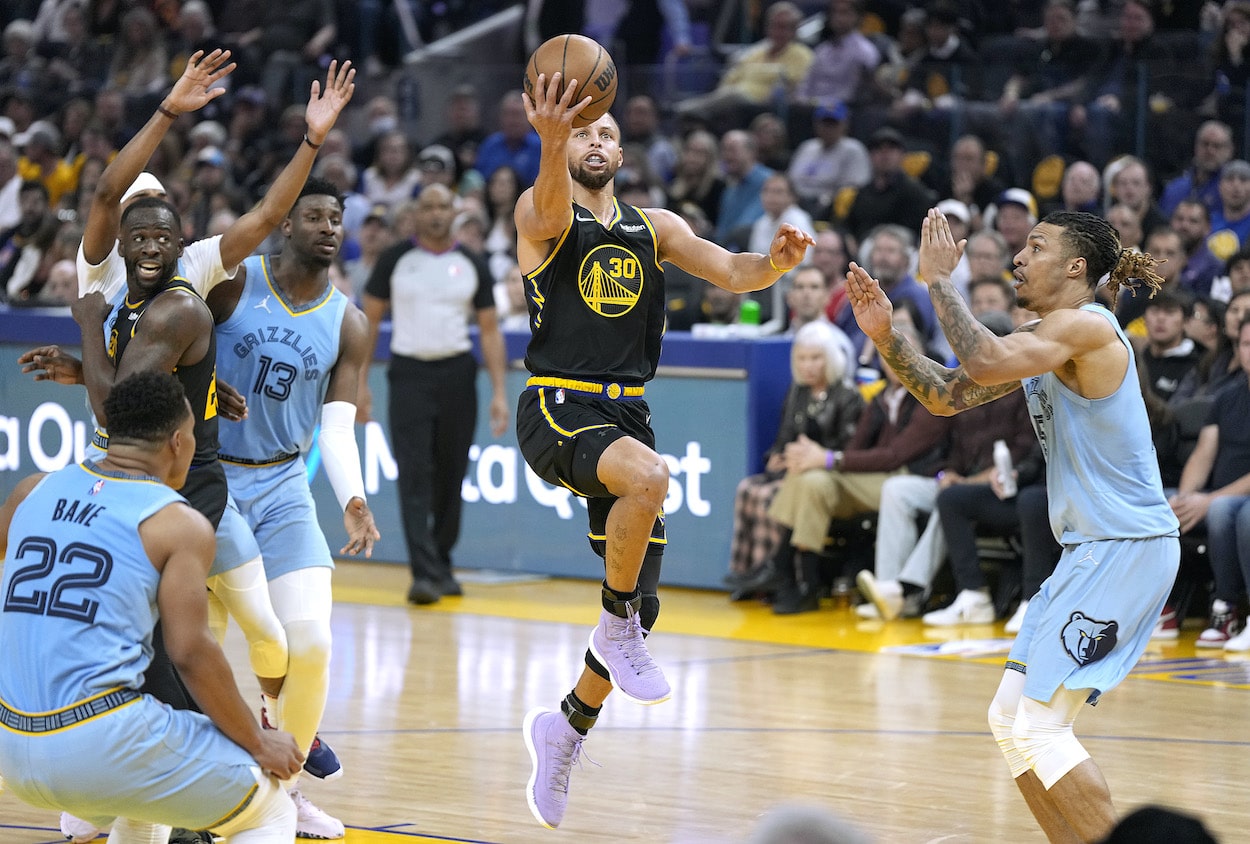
left=739, top=299, right=761, bottom=325
left=993, top=439, right=1017, bottom=497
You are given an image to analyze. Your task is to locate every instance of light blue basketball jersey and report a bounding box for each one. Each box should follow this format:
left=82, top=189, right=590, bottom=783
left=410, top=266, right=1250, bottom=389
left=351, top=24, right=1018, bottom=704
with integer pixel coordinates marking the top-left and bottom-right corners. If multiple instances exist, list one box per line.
left=0, top=463, right=183, bottom=712
left=215, top=254, right=348, bottom=461
left=1021, top=304, right=1180, bottom=545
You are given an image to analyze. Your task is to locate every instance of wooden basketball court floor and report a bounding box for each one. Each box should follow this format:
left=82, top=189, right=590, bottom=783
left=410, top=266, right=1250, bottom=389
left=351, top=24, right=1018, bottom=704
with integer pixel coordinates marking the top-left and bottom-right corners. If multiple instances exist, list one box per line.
left=3, top=560, right=1248, bottom=843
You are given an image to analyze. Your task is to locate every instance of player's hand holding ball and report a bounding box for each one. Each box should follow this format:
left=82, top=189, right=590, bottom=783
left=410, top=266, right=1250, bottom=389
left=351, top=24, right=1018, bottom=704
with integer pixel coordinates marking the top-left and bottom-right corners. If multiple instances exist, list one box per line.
left=522, top=34, right=617, bottom=134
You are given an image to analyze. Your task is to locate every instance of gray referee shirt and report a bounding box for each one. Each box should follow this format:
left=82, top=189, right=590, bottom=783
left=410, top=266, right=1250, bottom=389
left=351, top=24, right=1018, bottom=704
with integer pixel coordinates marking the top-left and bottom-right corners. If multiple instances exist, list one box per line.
left=365, top=241, right=495, bottom=360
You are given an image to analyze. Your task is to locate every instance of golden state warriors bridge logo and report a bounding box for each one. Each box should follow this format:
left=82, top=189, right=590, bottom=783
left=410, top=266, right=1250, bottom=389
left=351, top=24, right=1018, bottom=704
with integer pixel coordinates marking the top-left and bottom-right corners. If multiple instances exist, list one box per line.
left=579, top=244, right=643, bottom=317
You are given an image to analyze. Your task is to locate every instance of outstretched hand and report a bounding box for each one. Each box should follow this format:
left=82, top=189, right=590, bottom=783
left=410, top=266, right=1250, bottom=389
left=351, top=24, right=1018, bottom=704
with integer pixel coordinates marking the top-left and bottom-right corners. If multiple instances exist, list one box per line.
left=19, top=345, right=83, bottom=385
left=165, top=49, right=236, bottom=115
left=769, top=224, right=817, bottom=274
left=846, top=262, right=894, bottom=343
left=305, top=60, right=356, bottom=142
left=521, top=72, right=591, bottom=141
left=917, top=207, right=967, bottom=285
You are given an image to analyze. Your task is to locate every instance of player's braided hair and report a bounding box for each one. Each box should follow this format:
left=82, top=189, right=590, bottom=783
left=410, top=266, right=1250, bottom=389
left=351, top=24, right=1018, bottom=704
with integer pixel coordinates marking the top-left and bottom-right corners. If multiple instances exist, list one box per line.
left=1043, top=210, right=1165, bottom=310
left=103, top=371, right=189, bottom=444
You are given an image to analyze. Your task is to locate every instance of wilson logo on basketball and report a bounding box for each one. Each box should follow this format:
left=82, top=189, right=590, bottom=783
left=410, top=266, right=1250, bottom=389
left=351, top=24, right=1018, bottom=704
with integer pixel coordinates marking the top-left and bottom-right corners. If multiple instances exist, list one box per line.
left=593, top=63, right=616, bottom=93
left=578, top=244, right=643, bottom=317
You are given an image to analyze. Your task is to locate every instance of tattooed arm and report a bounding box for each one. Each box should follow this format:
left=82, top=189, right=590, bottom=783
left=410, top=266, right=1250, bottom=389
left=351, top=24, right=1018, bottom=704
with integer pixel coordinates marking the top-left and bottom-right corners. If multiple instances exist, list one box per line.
left=873, top=324, right=1022, bottom=416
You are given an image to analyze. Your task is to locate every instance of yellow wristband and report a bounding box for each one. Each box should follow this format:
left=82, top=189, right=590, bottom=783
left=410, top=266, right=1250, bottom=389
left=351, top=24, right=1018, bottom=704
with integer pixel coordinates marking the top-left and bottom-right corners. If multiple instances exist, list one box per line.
left=769, top=255, right=791, bottom=274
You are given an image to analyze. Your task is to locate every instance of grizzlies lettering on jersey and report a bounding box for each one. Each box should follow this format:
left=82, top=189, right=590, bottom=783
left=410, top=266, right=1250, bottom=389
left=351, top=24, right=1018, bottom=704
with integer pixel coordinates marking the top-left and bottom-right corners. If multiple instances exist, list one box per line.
left=524, top=199, right=665, bottom=383
left=1022, top=304, right=1180, bottom=545
left=108, top=278, right=219, bottom=466
left=0, top=463, right=183, bottom=712
left=215, top=254, right=348, bottom=460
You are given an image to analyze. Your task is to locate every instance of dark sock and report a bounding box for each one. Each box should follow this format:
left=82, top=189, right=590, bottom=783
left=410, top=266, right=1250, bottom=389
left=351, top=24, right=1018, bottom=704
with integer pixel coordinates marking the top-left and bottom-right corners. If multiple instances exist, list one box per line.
left=561, top=691, right=601, bottom=735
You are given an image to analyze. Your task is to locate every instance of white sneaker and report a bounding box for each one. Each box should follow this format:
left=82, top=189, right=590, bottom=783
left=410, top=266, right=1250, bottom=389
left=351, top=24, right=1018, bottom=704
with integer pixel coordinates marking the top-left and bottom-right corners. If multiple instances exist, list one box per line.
left=856, top=570, right=903, bottom=621
left=1225, top=625, right=1250, bottom=652
left=855, top=601, right=880, bottom=619
left=923, top=589, right=995, bottom=626
left=60, top=812, right=101, bottom=844
left=291, top=790, right=345, bottom=840
left=1004, top=599, right=1030, bottom=635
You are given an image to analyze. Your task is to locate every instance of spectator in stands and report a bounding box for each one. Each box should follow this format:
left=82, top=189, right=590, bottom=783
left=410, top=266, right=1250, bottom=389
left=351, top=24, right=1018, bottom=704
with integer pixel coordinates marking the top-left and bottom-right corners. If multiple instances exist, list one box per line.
left=1105, top=155, right=1167, bottom=238
left=35, top=255, right=75, bottom=305
left=794, top=0, right=881, bottom=114
left=673, top=2, right=812, bottom=135
left=253, top=0, right=336, bottom=107
left=344, top=204, right=395, bottom=300
left=927, top=134, right=1004, bottom=228
left=186, top=145, right=246, bottom=239
left=621, top=95, right=677, bottom=185
left=476, top=91, right=540, bottom=186
left=36, top=0, right=107, bottom=102
left=1207, top=158, right=1250, bottom=263
left=667, top=280, right=743, bottom=332
left=1, top=86, right=36, bottom=141
left=787, top=101, right=870, bottom=218
left=749, top=112, right=791, bottom=174
left=1170, top=317, right=1250, bottom=649
left=890, top=0, right=981, bottom=146
left=951, top=228, right=1010, bottom=302
left=1000, top=0, right=1104, bottom=184
left=1172, top=199, right=1223, bottom=297
left=749, top=173, right=813, bottom=264
left=359, top=128, right=421, bottom=211
left=1186, top=296, right=1226, bottom=355
left=666, top=129, right=723, bottom=229
left=836, top=223, right=937, bottom=359
left=814, top=228, right=854, bottom=323
left=969, top=274, right=1014, bottom=320
left=432, top=83, right=487, bottom=179
left=1159, top=121, right=1234, bottom=219
left=1050, top=159, right=1101, bottom=216
left=714, top=129, right=772, bottom=247
left=1106, top=202, right=1144, bottom=253
left=416, top=144, right=457, bottom=192
left=986, top=187, right=1037, bottom=258
left=843, top=126, right=935, bottom=241
left=857, top=310, right=1031, bottom=623
left=0, top=135, right=18, bottom=230
left=1141, top=289, right=1204, bottom=404
left=1117, top=227, right=1187, bottom=334
left=106, top=7, right=169, bottom=100
left=767, top=317, right=950, bottom=613
left=492, top=262, right=530, bottom=332
left=15, top=121, right=74, bottom=207
left=0, top=179, right=56, bottom=301
left=1176, top=289, right=1250, bottom=402
left=0, top=20, right=47, bottom=101
left=1210, top=3, right=1250, bottom=150
left=725, top=321, right=862, bottom=598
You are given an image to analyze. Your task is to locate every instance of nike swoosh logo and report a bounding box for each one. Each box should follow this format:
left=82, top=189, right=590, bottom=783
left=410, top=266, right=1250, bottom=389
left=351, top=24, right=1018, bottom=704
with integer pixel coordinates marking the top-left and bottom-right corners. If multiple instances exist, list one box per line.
left=576, top=215, right=596, bottom=222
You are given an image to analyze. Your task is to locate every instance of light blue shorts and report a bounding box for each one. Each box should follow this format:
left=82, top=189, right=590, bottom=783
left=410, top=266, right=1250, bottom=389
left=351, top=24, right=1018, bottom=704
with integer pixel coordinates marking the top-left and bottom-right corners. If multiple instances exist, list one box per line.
left=1008, top=534, right=1179, bottom=705
left=223, top=458, right=334, bottom=581
left=0, top=694, right=262, bottom=830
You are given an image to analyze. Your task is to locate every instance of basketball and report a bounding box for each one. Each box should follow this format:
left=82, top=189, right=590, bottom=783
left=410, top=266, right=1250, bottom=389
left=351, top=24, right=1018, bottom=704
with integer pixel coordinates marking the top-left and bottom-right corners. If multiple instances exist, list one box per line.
left=523, top=34, right=617, bottom=128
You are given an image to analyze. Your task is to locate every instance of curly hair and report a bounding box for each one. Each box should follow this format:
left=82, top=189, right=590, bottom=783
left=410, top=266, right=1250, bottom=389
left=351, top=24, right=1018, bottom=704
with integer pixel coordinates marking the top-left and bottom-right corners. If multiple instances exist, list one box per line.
left=103, top=371, right=189, bottom=444
left=293, top=176, right=345, bottom=213
left=1042, top=210, right=1165, bottom=310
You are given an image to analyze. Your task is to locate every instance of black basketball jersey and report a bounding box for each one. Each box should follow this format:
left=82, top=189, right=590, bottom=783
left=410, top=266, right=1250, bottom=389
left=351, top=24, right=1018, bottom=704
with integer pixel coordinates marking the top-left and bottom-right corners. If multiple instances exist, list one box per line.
left=108, top=277, right=219, bottom=465
left=523, top=199, right=666, bottom=383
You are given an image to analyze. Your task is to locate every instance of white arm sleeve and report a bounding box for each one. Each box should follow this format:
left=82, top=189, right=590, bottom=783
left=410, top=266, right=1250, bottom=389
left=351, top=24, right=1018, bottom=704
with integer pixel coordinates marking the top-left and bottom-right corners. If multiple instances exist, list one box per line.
left=318, top=400, right=366, bottom=511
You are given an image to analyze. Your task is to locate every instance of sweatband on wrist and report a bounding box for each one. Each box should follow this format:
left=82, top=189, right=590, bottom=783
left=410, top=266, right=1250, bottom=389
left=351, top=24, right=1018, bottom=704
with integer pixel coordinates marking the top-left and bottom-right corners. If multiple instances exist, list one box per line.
left=156, top=104, right=178, bottom=120
left=825, top=450, right=835, bottom=470
left=769, top=255, right=791, bottom=274
left=303, top=134, right=322, bottom=150
left=318, top=401, right=365, bottom=510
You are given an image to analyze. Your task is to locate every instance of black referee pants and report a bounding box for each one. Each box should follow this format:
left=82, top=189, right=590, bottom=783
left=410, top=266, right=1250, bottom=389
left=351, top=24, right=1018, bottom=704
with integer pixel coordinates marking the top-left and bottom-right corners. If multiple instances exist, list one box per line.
left=387, top=352, right=478, bottom=584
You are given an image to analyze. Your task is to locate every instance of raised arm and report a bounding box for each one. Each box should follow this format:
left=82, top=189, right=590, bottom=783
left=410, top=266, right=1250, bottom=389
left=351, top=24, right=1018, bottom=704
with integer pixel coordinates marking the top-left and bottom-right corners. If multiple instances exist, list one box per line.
left=514, top=75, right=586, bottom=246
left=218, top=60, right=355, bottom=270
left=82, top=50, right=235, bottom=266
left=648, top=208, right=814, bottom=293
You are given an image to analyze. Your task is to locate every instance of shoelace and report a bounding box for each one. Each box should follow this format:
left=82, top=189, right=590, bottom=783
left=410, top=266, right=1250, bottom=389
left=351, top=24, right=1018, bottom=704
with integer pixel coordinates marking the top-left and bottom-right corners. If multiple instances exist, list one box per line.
left=608, top=608, right=659, bottom=674
left=549, top=732, right=598, bottom=795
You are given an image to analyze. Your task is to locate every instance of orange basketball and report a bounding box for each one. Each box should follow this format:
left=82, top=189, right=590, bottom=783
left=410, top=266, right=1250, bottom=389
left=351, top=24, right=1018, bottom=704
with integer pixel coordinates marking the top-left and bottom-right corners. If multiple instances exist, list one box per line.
left=523, top=34, right=617, bottom=128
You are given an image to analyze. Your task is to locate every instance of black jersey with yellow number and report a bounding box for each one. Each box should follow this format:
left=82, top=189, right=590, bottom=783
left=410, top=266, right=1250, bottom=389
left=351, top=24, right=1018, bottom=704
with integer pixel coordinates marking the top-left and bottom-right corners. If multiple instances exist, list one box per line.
left=108, top=277, right=219, bottom=465
left=523, top=199, right=666, bottom=383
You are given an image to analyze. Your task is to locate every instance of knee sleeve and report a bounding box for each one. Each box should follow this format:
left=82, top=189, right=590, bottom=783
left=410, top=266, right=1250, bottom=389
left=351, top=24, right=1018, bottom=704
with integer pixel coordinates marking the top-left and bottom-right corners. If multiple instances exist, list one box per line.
left=1012, top=688, right=1092, bottom=789
left=208, top=558, right=289, bottom=679
left=211, top=771, right=296, bottom=843
left=107, top=819, right=172, bottom=844
left=206, top=589, right=229, bottom=648
left=988, top=669, right=1030, bottom=778
left=285, top=618, right=332, bottom=679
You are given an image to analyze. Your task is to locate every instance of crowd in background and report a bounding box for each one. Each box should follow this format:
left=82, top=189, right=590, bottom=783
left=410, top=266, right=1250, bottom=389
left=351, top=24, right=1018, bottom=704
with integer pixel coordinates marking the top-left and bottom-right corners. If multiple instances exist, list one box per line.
left=3, top=0, right=1250, bottom=634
